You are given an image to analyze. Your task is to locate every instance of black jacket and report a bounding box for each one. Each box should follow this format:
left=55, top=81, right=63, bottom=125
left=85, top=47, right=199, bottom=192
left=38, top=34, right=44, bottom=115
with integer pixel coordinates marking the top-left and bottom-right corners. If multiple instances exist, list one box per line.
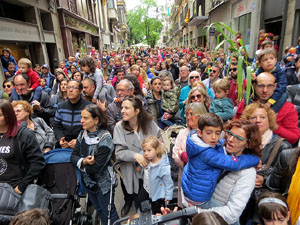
left=266, top=148, right=298, bottom=195
left=13, top=123, right=46, bottom=192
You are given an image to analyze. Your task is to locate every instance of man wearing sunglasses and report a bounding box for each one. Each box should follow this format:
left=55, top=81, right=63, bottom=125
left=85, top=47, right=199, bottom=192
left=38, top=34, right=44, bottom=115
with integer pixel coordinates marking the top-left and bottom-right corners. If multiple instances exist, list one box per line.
left=202, top=65, right=221, bottom=98
left=228, top=62, right=247, bottom=106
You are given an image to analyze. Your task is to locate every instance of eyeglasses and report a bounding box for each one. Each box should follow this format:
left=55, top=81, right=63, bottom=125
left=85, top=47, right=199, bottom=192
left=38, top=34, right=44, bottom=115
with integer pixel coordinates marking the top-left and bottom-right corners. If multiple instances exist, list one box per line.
left=256, top=84, right=275, bottom=90
left=191, top=94, right=202, bottom=100
left=14, top=109, right=24, bottom=114
left=4, top=85, right=11, bottom=88
left=225, top=130, right=248, bottom=142
left=190, top=76, right=200, bottom=79
left=229, top=68, right=237, bottom=72
left=66, top=86, right=80, bottom=90
left=116, top=88, right=129, bottom=93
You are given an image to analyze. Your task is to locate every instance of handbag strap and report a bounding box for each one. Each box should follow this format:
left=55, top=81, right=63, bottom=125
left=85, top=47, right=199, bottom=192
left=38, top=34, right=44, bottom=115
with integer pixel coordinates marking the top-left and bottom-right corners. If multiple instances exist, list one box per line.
left=264, top=137, right=284, bottom=168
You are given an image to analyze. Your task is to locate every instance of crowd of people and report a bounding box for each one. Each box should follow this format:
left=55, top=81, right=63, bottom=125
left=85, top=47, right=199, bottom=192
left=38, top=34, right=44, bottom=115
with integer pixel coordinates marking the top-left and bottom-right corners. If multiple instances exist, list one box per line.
left=0, top=29, right=300, bottom=225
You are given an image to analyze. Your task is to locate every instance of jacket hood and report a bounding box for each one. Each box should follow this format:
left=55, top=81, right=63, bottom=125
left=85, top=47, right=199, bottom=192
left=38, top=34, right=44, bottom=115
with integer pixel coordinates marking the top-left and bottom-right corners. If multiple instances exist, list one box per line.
left=151, top=152, right=170, bottom=168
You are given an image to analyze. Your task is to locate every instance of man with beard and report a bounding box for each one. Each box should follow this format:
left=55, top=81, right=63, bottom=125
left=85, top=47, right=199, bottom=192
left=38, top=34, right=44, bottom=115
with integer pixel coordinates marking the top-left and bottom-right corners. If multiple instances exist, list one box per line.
left=227, top=62, right=247, bottom=106
left=203, top=65, right=221, bottom=98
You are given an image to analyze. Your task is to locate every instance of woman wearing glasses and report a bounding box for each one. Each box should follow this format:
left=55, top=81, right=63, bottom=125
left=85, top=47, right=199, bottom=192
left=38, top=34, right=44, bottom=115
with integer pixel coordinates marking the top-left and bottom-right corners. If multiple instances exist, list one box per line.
left=172, top=103, right=207, bottom=208
left=186, top=87, right=211, bottom=112
left=179, top=71, right=202, bottom=120
left=196, top=119, right=262, bottom=225
left=240, top=102, right=291, bottom=223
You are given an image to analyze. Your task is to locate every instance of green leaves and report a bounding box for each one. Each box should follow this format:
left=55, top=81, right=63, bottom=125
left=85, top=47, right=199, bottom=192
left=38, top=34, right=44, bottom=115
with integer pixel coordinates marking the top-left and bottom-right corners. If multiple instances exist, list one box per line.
left=127, top=0, right=163, bottom=47
left=237, top=56, right=244, bottom=101
left=246, top=66, right=252, bottom=105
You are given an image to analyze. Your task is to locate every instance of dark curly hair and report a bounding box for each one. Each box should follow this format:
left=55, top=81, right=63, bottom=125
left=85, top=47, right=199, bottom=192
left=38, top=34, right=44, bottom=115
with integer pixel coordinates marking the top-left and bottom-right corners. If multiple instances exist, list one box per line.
left=84, top=104, right=108, bottom=130
left=224, top=119, right=262, bottom=157
left=80, top=56, right=96, bottom=73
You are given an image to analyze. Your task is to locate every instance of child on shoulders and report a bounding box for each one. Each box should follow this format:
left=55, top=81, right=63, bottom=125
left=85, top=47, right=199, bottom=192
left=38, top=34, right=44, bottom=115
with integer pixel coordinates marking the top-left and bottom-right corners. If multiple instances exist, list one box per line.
left=11, top=58, right=42, bottom=102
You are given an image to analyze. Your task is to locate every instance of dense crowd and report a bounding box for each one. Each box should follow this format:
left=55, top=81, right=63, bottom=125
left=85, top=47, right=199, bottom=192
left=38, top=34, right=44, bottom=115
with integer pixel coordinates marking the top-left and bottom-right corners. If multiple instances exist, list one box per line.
left=0, top=29, right=300, bottom=225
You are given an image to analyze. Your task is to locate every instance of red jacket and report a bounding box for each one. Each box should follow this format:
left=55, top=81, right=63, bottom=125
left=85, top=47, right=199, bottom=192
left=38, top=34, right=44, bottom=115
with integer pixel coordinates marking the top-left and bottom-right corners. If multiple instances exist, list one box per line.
left=16, top=68, right=40, bottom=90
left=236, top=100, right=299, bottom=144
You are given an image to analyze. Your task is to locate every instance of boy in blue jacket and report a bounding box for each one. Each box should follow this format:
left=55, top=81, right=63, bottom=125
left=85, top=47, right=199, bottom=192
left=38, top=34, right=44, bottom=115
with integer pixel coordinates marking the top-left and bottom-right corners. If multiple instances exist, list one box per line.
left=209, top=78, right=234, bottom=122
left=255, top=48, right=287, bottom=107
left=181, top=113, right=259, bottom=206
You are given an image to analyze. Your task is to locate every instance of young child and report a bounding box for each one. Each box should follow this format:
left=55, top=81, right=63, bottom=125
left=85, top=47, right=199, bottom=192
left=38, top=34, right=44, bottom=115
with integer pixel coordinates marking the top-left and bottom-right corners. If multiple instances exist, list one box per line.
left=209, top=78, right=234, bottom=122
left=255, top=48, right=287, bottom=107
left=181, top=113, right=259, bottom=207
left=0, top=48, right=18, bottom=78
left=138, top=136, right=173, bottom=214
left=40, top=78, right=51, bottom=95
left=258, top=192, right=291, bottom=225
left=11, top=58, right=42, bottom=101
left=110, top=55, right=127, bottom=77
left=161, top=77, right=180, bottom=128
left=128, top=65, right=144, bottom=89
left=80, top=56, right=105, bottom=103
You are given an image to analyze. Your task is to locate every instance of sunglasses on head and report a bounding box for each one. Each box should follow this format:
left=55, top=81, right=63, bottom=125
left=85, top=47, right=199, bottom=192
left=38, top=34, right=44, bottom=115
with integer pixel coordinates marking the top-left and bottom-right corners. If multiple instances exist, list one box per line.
left=229, top=68, right=237, bottom=72
left=191, top=94, right=202, bottom=100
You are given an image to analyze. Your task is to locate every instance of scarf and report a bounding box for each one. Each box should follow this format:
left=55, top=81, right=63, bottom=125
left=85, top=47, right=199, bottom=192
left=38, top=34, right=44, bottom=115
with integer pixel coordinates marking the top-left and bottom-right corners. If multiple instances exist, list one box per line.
left=261, top=129, right=273, bottom=149
left=287, top=157, right=300, bottom=225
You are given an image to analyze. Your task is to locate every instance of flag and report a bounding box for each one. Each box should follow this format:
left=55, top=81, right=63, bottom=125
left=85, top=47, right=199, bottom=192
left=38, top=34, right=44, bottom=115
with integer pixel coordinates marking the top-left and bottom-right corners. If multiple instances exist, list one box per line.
left=184, top=9, right=189, bottom=23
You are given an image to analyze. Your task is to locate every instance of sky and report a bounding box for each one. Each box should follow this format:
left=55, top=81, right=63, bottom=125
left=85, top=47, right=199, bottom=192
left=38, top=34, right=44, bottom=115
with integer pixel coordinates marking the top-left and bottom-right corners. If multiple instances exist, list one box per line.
left=125, top=0, right=167, bottom=11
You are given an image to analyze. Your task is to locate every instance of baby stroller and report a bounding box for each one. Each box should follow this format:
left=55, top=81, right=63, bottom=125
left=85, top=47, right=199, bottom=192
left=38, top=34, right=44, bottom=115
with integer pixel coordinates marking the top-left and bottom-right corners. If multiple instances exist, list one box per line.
left=38, top=148, right=79, bottom=225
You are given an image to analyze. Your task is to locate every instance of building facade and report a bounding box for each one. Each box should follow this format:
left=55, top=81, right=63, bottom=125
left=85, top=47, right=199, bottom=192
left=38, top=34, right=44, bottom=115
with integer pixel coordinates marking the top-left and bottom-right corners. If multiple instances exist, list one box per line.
left=0, top=0, right=65, bottom=74
left=166, top=0, right=299, bottom=58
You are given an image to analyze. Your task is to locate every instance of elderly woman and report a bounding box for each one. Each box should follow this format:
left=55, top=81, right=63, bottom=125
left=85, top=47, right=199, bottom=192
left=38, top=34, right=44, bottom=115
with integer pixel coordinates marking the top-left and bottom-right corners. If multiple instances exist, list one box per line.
left=12, top=101, right=56, bottom=153
left=113, top=96, right=160, bottom=217
left=172, top=102, right=207, bottom=208
left=241, top=102, right=291, bottom=223
left=241, top=102, right=291, bottom=188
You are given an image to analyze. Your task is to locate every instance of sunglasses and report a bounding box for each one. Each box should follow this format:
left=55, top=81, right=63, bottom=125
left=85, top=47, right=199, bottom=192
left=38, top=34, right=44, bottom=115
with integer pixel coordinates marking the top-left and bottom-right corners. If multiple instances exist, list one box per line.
left=190, top=76, right=200, bottom=79
left=4, top=85, right=11, bottom=88
left=229, top=68, right=237, bottom=72
left=211, top=70, right=217, bottom=73
left=191, top=94, right=202, bottom=100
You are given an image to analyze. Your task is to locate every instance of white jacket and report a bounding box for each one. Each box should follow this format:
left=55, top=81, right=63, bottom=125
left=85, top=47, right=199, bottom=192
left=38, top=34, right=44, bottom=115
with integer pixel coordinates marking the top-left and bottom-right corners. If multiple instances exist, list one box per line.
left=200, top=167, right=256, bottom=224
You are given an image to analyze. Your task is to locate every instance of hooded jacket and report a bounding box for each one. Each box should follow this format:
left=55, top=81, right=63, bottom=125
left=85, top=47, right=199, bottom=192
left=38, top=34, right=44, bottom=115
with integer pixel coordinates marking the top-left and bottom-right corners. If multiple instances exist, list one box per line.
left=181, top=131, right=259, bottom=203
left=145, top=153, right=174, bottom=201
left=13, top=122, right=45, bottom=192
left=209, top=98, right=234, bottom=121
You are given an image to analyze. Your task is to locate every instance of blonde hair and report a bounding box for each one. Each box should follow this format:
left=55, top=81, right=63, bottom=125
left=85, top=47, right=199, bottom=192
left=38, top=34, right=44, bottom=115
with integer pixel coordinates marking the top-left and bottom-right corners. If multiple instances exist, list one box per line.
left=142, top=136, right=165, bottom=158
left=187, top=87, right=211, bottom=110
left=18, top=58, right=32, bottom=68
left=241, top=102, right=278, bottom=131
left=129, top=64, right=148, bottom=81
left=212, top=78, right=230, bottom=92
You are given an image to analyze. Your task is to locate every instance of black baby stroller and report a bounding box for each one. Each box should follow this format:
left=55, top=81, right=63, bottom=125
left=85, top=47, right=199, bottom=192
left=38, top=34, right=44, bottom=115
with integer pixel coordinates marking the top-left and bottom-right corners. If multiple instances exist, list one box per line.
left=38, top=148, right=79, bottom=225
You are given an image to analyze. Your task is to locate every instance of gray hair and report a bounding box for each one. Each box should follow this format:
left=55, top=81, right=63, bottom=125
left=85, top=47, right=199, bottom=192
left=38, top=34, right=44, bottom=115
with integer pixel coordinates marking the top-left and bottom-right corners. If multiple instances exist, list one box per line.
left=185, top=102, right=208, bottom=115
left=119, top=79, right=134, bottom=90
left=188, top=71, right=200, bottom=86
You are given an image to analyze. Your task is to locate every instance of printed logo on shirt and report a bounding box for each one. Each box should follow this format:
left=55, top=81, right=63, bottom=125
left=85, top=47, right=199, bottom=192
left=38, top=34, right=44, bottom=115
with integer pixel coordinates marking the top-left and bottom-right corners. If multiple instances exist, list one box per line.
left=0, top=157, right=7, bottom=175
left=231, top=155, right=238, bottom=162
left=0, top=146, right=10, bottom=153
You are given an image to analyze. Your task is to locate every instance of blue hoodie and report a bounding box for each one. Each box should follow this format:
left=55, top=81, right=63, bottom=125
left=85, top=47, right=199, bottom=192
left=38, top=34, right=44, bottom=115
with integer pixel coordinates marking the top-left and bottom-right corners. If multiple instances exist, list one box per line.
left=0, top=54, right=18, bottom=72
left=144, top=153, right=174, bottom=201
left=181, top=130, right=259, bottom=203
left=256, top=62, right=287, bottom=104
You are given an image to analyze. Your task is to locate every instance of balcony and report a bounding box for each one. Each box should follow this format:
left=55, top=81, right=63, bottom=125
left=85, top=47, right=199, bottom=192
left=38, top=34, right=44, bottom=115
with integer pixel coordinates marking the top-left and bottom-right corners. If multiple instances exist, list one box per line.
left=108, top=8, right=118, bottom=22
left=120, top=23, right=129, bottom=33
